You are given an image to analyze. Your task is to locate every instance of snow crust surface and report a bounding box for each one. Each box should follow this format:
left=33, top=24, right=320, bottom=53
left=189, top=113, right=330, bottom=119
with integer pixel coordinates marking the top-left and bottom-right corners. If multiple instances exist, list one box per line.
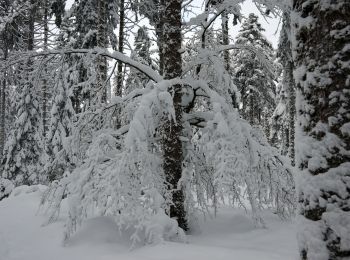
left=0, top=186, right=297, bottom=260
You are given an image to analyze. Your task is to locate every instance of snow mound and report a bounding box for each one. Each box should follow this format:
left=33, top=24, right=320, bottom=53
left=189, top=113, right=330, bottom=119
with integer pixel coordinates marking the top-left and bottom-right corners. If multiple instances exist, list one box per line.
left=10, top=184, right=47, bottom=197
left=67, top=216, right=132, bottom=249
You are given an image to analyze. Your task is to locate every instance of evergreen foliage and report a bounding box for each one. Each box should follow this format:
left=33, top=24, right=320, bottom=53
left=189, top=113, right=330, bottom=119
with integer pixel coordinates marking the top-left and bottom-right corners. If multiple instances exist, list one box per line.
left=232, top=13, right=276, bottom=137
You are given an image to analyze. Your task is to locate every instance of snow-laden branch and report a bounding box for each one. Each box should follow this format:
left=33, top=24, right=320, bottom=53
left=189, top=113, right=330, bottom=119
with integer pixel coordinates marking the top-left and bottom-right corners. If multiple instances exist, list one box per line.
left=0, top=48, right=163, bottom=83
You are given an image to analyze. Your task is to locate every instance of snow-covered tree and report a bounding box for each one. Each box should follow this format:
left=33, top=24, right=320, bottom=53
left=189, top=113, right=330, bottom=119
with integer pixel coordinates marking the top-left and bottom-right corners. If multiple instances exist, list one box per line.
left=0, top=0, right=28, bottom=159
left=2, top=0, right=46, bottom=185
left=60, top=0, right=118, bottom=111
left=125, top=26, right=152, bottom=95
left=232, top=13, right=276, bottom=137
left=45, top=60, right=76, bottom=181
left=271, top=12, right=295, bottom=163
left=2, top=70, right=45, bottom=185
left=292, top=0, right=350, bottom=259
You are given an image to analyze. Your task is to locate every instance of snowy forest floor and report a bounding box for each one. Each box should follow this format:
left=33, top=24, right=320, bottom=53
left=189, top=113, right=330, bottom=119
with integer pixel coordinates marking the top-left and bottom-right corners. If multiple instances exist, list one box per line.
left=0, top=186, right=297, bottom=260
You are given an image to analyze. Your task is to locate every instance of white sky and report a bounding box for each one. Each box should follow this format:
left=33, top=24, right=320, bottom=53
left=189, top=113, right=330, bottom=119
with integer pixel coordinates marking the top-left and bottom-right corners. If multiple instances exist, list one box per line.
left=230, top=0, right=281, bottom=48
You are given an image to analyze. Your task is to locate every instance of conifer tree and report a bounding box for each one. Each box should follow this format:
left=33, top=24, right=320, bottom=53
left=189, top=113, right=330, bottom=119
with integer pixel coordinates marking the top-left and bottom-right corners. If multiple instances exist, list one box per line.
left=232, top=13, right=276, bottom=137
left=0, top=0, right=28, bottom=159
left=292, top=0, right=350, bottom=258
left=125, top=26, right=152, bottom=94
left=45, top=60, right=76, bottom=181
left=2, top=0, right=45, bottom=185
left=271, top=12, right=295, bottom=163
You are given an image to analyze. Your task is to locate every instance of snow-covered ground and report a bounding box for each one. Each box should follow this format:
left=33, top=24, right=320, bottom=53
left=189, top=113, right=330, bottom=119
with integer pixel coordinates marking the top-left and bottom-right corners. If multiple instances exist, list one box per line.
left=0, top=186, right=297, bottom=260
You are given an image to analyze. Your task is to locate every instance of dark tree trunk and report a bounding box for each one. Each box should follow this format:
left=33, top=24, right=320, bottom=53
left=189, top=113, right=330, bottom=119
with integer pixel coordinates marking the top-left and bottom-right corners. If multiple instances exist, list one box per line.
left=0, top=30, right=7, bottom=159
left=221, top=11, right=230, bottom=71
left=115, top=0, right=124, bottom=97
left=0, top=75, right=5, bottom=159
left=42, top=0, right=49, bottom=138
left=293, top=0, right=350, bottom=259
left=155, top=21, right=164, bottom=76
left=286, top=60, right=295, bottom=166
left=161, top=0, right=188, bottom=231
left=97, top=0, right=108, bottom=102
left=28, top=0, right=35, bottom=52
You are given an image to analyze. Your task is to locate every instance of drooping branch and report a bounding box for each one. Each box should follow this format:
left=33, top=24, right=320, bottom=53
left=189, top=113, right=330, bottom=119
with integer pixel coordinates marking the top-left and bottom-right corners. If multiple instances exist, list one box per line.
left=1, top=48, right=163, bottom=83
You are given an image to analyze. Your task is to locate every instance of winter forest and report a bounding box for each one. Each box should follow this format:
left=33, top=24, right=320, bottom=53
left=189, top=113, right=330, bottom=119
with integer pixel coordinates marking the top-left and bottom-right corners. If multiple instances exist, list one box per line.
left=0, top=0, right=349, bottom=259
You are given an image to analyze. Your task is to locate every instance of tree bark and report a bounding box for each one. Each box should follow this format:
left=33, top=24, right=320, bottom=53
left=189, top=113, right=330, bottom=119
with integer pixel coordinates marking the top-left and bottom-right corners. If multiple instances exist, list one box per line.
left=0, top=33, right=7, bottom=159
left=0, top=75, right=5, bottom=159
left=286, top=60, right=295, bottom=166
left=292, top=0, right=350, bottom=259
left=115, top=0, right=124, bottom=97
left=221, top=11, right=230, bottom=71
left=42, top=0, right=49, bottom=138
left=161, top=0, right=188, bottom=231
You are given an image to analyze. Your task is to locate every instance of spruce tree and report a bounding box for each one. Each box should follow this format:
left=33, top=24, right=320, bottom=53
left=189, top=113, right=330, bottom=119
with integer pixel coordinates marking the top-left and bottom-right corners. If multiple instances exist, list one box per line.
left=2, top=0, right=45, bottom=185
left=271, top=12, right=295, bottom=162
left=125, top=26, right=152, bottom=94
left=45, top=60, right=76, bottom=181
left=233, top=13, right=276, bottom=136
left=292, top=0, right=350, bottom=258
left=0, top=0, right=28, bottom=159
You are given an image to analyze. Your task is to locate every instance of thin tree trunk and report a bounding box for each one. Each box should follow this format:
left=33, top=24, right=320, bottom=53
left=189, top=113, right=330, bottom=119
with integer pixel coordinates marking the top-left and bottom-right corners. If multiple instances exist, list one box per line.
left=0, top=28, right=7, bottom=159
left=286, top=60, right=295, bottom=166
left=28, top=0, right=35, bottom=52
left=42, top=0, right=49, bottom=138
left=161, top=0, right=188, bottom=231
left=97, top=0, right=108, bottom=102
left=221, top=11, right=230, bottom=71
left=155, top=22, right=164, bottom=76
left=155, top=0, right=165, bottom=76
left=115, top=0, right=124, bottom=97
left=0, top=75, right=5, bottom=159
left=293, top=0, right=350, bottom=259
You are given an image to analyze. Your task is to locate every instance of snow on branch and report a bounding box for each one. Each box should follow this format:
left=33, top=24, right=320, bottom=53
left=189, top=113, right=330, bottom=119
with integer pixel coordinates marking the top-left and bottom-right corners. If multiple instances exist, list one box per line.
left=0, top=48, right=163, bottom=83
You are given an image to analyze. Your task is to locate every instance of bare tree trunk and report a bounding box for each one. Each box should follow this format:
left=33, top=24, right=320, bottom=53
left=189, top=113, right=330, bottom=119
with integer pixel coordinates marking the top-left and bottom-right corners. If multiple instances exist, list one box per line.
left=286, top=60, right=295, bottom=166
left=293, top=0, right=350, bottom=259
left=115, top=0, right=124, bottom=97
left=0, top=74, right=5, bottom=159
left=155, top=22, right=164, bottom=76
left=0, top=29, right=7, bottom=159
left=97, top=0, right=108, bottom=102
left=42, top=0, right=49, bottom=138
left=28, top=0, right=35, bottom=52
left=161, top=0, right=188, bottom=231
left=221, top=11, right=230, bottom=71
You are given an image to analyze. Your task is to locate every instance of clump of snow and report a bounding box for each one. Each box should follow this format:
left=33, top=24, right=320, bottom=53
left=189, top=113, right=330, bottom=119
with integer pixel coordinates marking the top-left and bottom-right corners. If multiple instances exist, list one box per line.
left=144, top=211, right=187, bottom=244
